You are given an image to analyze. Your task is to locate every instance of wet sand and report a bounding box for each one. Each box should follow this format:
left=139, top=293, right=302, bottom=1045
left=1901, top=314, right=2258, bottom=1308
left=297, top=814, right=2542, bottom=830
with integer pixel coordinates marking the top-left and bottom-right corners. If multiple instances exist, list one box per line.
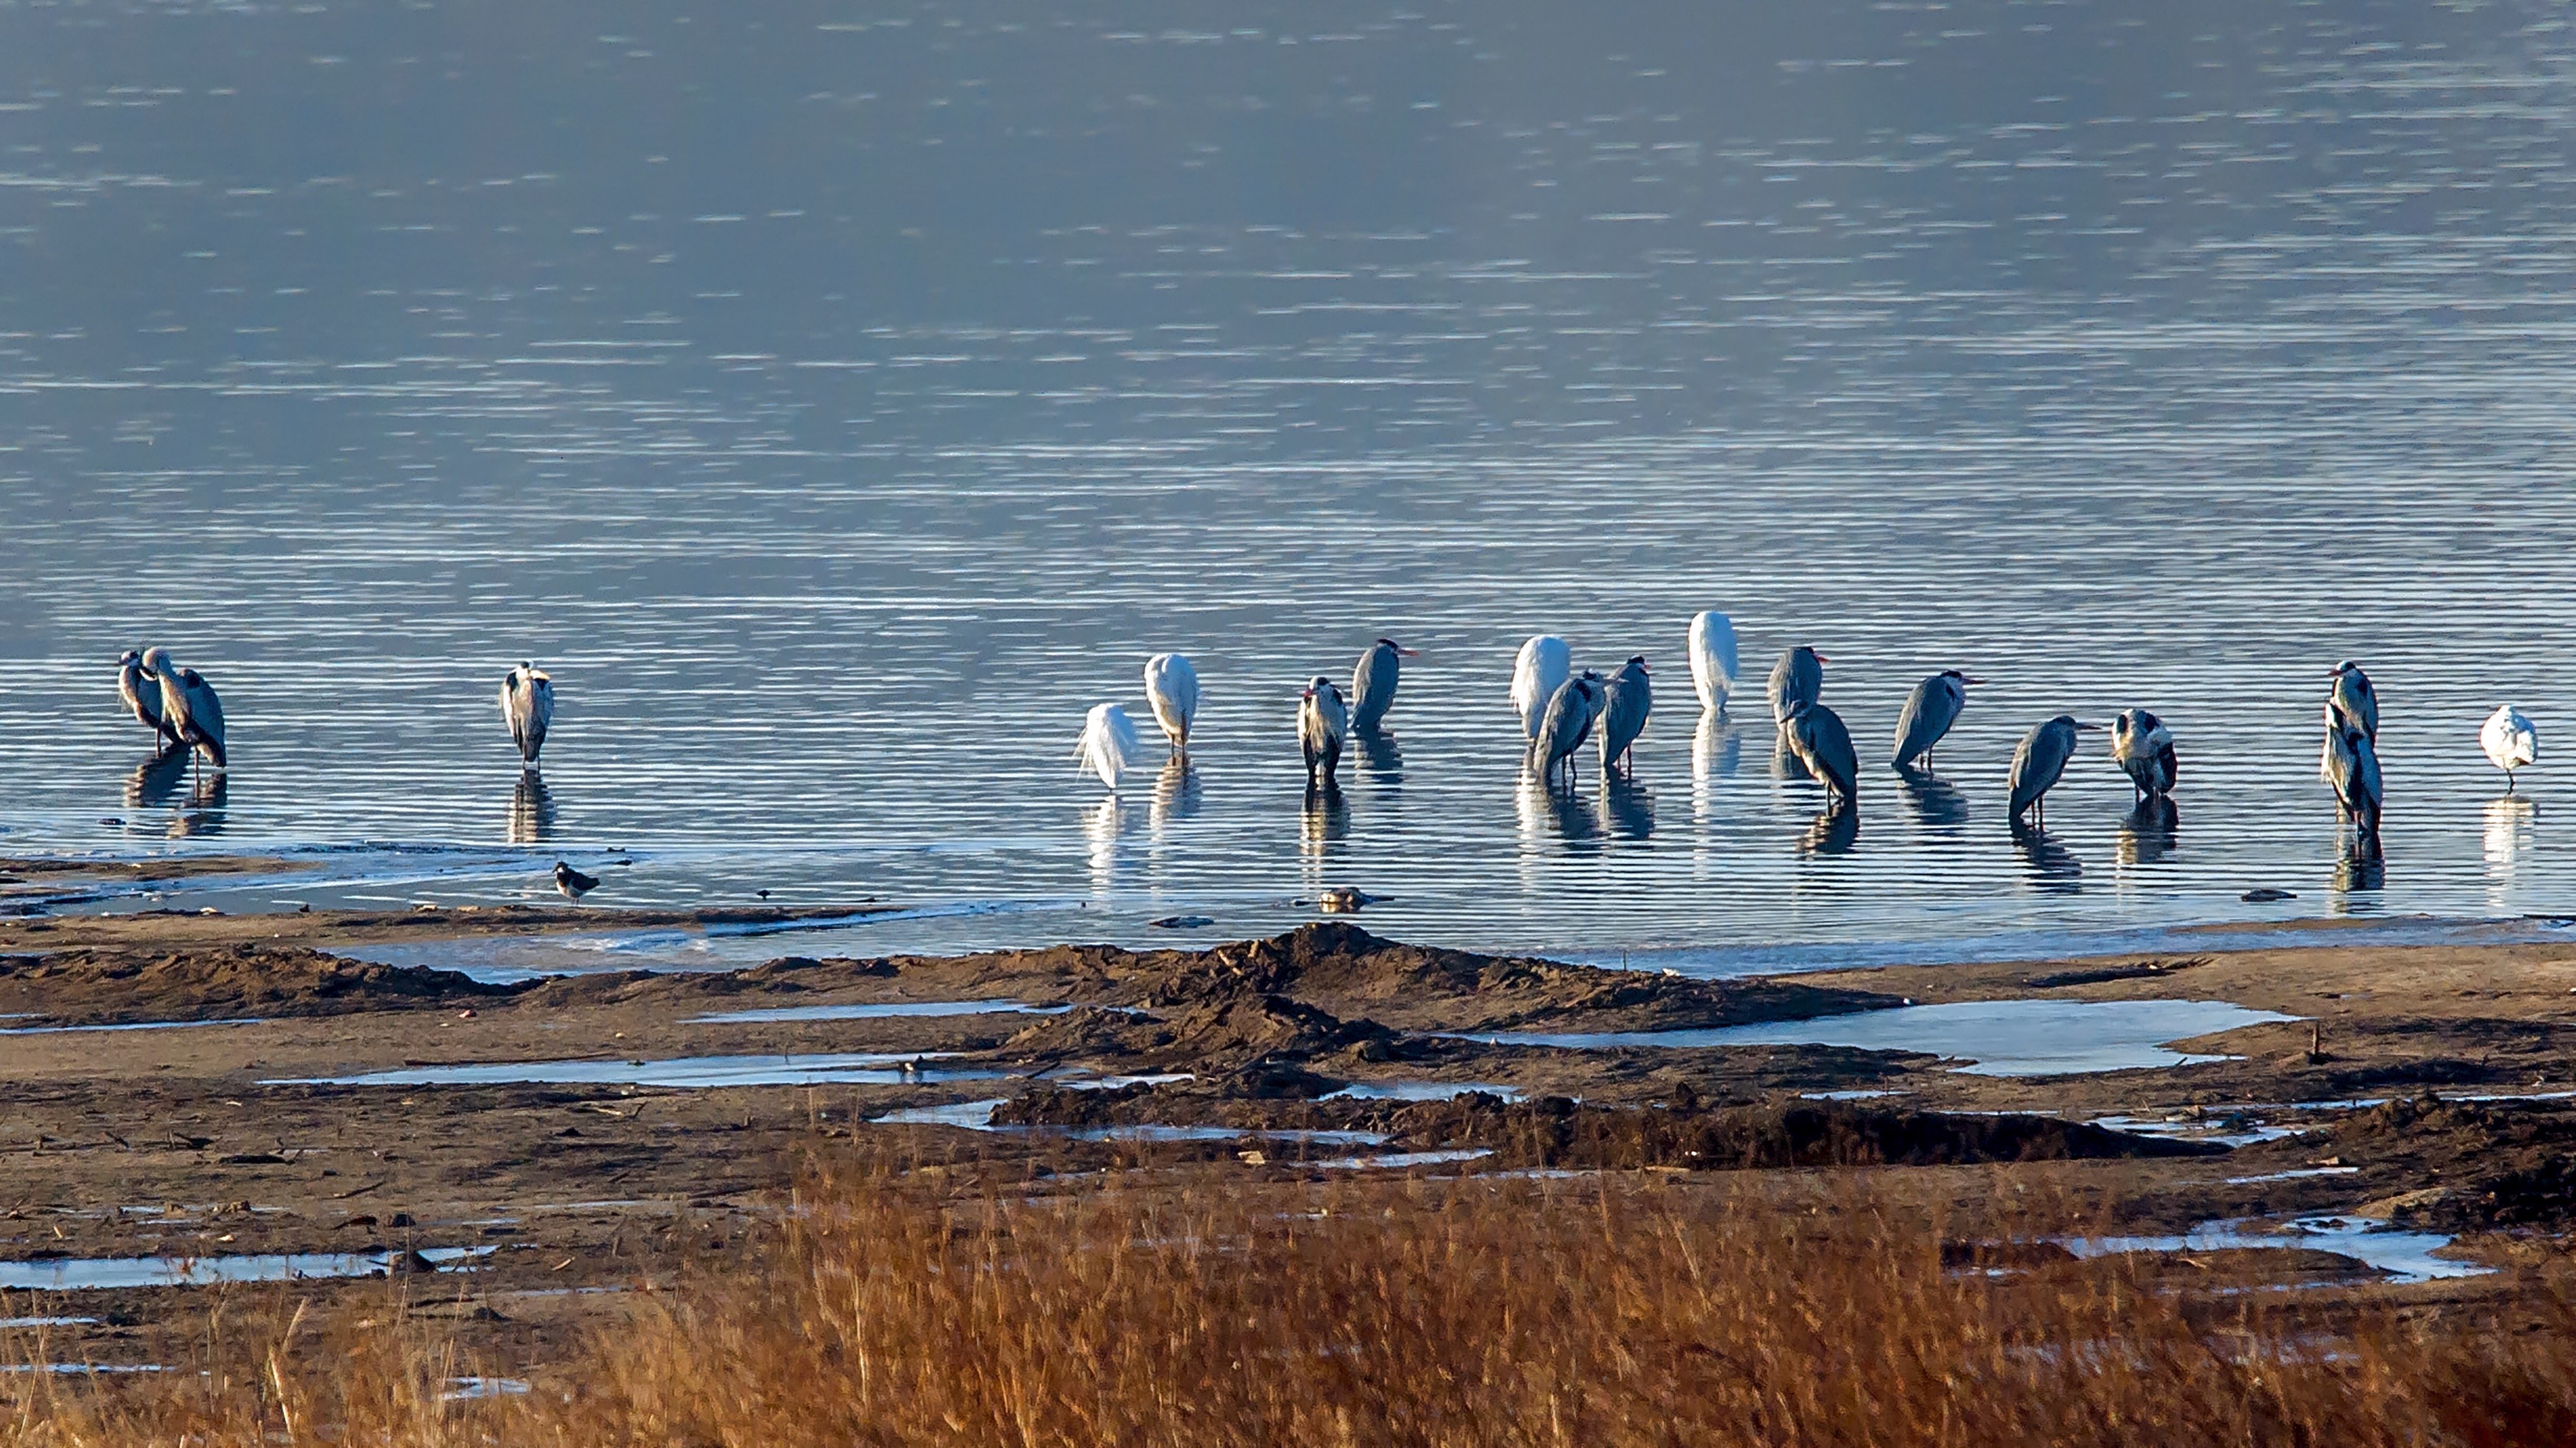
left=3, top=903, right=2573, bottom=1375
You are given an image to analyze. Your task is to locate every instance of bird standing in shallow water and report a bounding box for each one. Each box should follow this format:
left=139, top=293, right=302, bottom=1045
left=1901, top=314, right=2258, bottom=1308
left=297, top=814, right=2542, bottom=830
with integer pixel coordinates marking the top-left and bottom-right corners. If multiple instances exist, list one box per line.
left=117, top=649, right=181, bottom=755
left=1142, top=653, right=1199, bottom=752
left=1350, top=637, right=1418, bottom=734
left=141, top=647, right=225, bottom=772
left=553, top=861, right=599, bottom=898
left=1074, top=703, right=1145, bottom=791
left=2320, top=660, right=2377, bottom=782
left=1529, top=670, right=1606, bottom=790
left=1890, top=669, right=1982, bottom=771
left=2007, top=715, right=2098, bottom=826
left=1597, top=656, right=1652, bottom=778
left=1766, top=646, right=1825, bottom=726
left=1510, top=635, right=1571, bottom=740
left=2108, top=708, right=2178, bottom=803
left=2324, top=713, right=2383, bottom=838
left=1686, top=612, right=1737, bottom=716
left=2482, top=704, right=2537, bottom=792
left=1781, top=699, right=1859, bottom=804
left=499, top=662, right=554, bottom=767
left=1299, top=675, right=1349, bottom=787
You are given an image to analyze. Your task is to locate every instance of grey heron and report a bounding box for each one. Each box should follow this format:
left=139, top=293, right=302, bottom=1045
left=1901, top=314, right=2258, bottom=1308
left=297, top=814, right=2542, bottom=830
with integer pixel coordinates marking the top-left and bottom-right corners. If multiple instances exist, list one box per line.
left=1350, top=637, right=1418, bottom=733
left=1780, top=699, right=1859, bottom=803
left=1299, top=675, right=1349, bottom=787
left=1890, top=670, right=1983, bottom=771
left=140, top=648, right=225, bottom=771
left=1510, top=634, right=1571, bottom=740
left=1142, top=653, right=1199, bottom=752
left=1766, top=646, right=1826, bottom=726
left=2007, top=715, right=2099, bottom=825
left=2482, top=704, right=2537, bottom=792
left=2108, top=708, right=2178, bottom=802
left=1074, top=703, right=1146, bottom=791
left=2323, top=712, right=2383, bottom=836
left=1598, top=655, right=1652, bottom=777
left=499, top=662, right=554, bottom=767
left=1528, top=669, right=1606, bottom=789
left=1687, top=612, right=1738, bottom=715
left=2320, top=660, right=2377, bottom=782
left=117, top=649, right=180, bottom=754
left=554, top=861, right=600, bottom=898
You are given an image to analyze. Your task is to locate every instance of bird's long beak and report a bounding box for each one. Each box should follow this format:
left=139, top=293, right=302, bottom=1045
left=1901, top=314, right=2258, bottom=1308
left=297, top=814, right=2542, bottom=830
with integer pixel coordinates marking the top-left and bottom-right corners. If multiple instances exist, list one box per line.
left=2075, top=721, right=2104, bottom=732
left=1301, top=688, right=1314, bottom=700
left=1397, top=646, right=1421, bottom=658
left=1961, top=675, right=1987, bottom=686
left=1815, top=653, right=1831, bottom=664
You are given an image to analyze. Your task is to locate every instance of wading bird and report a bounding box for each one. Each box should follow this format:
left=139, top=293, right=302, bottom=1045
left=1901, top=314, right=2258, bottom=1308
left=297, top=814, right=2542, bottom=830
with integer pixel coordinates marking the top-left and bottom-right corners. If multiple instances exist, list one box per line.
left=553, top=861, right=599, bottom=898
left=2324, top=712, right=2383, bottom=836
left=141, top=647, right=225, bottom=771
left=2482, top=704, right=2537, bottom=792
left=1510, top=634, right=1571, bottom=740
left=1299, top=675, right=1349, bottom=787
left=2007, top=715, right=2098, bottom=826
left=1351, top=637, right=1418, bottom=734
left=1766, top=646, right=1825, bottom=726
left=1890, top=669, right=1982, bottom=771
left=499, top=662, right=554, bottom=767
left=2320, top=660, right=2378, bottom=782
left=1598, top=656, right=1652, bottom=777
left=1687, top=612, right=1738, bottom=716
left=1074, top=703, right=1145, bottom=791
left=1529, top=670, right=1606, bottom=789
left=117, top=649, right=180, bottom=754
left=1142, top=653, right=1199, bottom=752
left=1781, top=699, right=1859, bottom=804
left=2108, top=708, right=2178, bottom=802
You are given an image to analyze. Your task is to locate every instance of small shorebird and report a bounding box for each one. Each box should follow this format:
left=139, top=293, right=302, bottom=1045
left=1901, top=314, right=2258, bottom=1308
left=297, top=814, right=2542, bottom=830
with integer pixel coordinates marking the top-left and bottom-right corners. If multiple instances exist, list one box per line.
left=499, top=662, right=554, bottom=767
left=553, top=861, right=600, bottom=898
left=1350, top=637, right=1419, bottom=734
left=2007, top=715, right=2099, bottom=826
left=1686, top=611, right=1737, bottom=716
left=2482, top=704, right=2537, bottom=792
left=1299, top=675, right=1349, bottom=787
left=2108, top=708, right=2178, bottom=802
left=1142, top=653, right=1199, bottom=752
left=1766, top=645, right=1825, bottom=726
left=1598, top=656, right=1652, bottom=778
left=1891, top=670, right=1983, bottom=772
left=1074, top=703, right=1145, bottom=791
left=1510, top=634, right=1571, bottom=740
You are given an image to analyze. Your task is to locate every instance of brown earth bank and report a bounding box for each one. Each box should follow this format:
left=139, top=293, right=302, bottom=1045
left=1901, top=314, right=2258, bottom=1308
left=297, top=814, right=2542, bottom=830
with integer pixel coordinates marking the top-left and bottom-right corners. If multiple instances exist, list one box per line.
left=3, top=914, right=2575, bottom=1415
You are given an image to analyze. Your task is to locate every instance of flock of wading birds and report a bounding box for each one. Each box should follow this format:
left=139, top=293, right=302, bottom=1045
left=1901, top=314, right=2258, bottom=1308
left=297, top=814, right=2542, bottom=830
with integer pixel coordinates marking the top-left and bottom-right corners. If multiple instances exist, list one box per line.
left=1072, top=613, right=2543, bottom=859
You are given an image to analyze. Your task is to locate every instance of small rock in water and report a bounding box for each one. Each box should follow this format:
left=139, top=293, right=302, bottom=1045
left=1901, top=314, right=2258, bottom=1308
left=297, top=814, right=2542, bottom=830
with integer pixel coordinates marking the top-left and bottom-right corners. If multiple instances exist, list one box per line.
left=2241, top=888, right=2297, bottom=903
left=1148, top=914, right=1217, bottom=929
left=1317, top=887, right=1374, bottom=914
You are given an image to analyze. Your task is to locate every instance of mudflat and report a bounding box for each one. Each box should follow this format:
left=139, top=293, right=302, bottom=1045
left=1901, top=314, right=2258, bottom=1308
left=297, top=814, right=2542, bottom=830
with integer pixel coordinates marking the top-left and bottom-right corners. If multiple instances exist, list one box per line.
left=3, top=903, right=2573, bottom=1379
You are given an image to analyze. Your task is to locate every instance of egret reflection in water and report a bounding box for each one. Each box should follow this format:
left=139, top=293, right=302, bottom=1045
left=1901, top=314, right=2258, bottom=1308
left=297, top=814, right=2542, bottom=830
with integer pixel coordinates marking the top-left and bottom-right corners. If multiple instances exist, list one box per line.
left=2116, top=796, right=2180, bottom=868
left=1601, top=777, right=1654, bottom=841
left=508, top=771, right=556, bottom=845
left=2485, top=796, right=2535, bottom=905
left=2009, top=818, right=2080, bottom=893
left=1692, top=715, right=1742, bottom=783
left=1084, top=797, right=1137, bottom=891
left=124, top=750, right=189, bottom=812
left=1151, top=756, right=1201, bottom=832
left=1893, top=766, right=1968, bottom=833
left=1798, top=800, right=1859, bottom=857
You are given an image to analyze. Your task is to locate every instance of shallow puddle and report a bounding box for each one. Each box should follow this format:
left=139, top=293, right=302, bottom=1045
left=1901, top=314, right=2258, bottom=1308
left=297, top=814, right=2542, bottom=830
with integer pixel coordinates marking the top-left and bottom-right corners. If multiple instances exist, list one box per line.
left=1319, top=1082, right=1525, bottom=1102
left=263, top=1053, right=1004, bottom=1089
left=0, top=1246, right=495, bottom=1292
left=2223, top=1167, right=2361, bottom=1186
left=1479, top=999, right=2301, bottom=1076
left=0, top=1017, right=263, bottom=1037
left=2066, top=1217, right=2489, bottom=1285
left=686, top=1000, right=1062, bottom=1024
left=443, top=1376, right=532, bottom=1402
left=2086, top=1113, right=2310, bottom=1148
left=867, top=1100, right=1386, bottom=1147
left=1308, top=1149, right=1493, bottom=1171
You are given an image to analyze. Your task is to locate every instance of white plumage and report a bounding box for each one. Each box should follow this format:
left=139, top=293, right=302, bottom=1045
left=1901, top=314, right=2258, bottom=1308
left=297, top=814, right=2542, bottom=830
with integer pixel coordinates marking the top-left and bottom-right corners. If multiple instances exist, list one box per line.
left=1074, top=703, right=1146, bottom=790
left=1509, top=634, right=1571, bottom=740
left=1686, top=612, right=1737, bottom=715
left=499, top=662, right=554, bottom=766
left=2482, top=704, right=2537, bottom=791
left=1142, top=653, right=1199, bottom=751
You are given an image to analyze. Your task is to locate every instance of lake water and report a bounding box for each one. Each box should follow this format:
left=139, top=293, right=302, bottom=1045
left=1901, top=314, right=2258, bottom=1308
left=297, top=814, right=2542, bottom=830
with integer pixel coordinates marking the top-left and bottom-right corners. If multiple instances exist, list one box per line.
left=7, top=0, right=2576, bottom=966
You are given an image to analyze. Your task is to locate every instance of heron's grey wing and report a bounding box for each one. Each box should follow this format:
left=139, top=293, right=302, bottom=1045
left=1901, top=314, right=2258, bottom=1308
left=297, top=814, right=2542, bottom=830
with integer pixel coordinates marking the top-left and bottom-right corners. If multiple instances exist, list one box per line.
left=1890, top=681, right=1937, bottom=765
left=1351, top=647, right=1394, bottom=729
left=527, top=679, right=554, bottom=759
left=188, top=678, right=227, bottom=766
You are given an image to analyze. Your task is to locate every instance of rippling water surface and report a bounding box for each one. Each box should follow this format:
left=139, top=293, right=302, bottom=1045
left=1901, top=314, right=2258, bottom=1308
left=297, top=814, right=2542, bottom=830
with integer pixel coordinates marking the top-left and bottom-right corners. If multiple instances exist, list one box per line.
left=6, top=0, right=2576, bottom=962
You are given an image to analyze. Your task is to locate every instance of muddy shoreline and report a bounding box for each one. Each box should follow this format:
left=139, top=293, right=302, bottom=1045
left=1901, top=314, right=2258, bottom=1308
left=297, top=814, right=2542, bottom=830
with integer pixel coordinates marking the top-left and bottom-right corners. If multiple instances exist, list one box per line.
left=4, top=905, right=2574, bottom=1377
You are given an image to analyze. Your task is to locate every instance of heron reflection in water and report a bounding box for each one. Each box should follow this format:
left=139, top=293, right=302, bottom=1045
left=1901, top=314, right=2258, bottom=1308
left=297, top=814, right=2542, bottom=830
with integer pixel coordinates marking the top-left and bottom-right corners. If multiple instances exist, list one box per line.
left=1601, top=776, right=1653, bottom=841
left=168, top=772, right=227, bottom=839
left=1300, top=781, right=1350, bottom=856
left=1893, top=765, right=1968, bottom=833
left=125, top=750, right=190, bottom=812
left=2009, top=818, right=2081, bottom=893
left=1515, top=772, right=1599, bottom=850
left=1797, top=800, right=1858, bottom=856
left=2334, top=839, right=2386, bottom=898
left=509, top=771, right=557, bottom=845
left=1357, top=731, right=1404, bottom=789
left=2115, top=795, right=2179, bottom=868
left=1151, top=755, right=1201, bottom=832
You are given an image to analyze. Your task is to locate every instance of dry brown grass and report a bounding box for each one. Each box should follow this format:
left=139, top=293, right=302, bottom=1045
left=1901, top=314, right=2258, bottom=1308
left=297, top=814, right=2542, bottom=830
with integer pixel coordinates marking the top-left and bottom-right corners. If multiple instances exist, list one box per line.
left=10, top=1165, right=2576, bottom=1447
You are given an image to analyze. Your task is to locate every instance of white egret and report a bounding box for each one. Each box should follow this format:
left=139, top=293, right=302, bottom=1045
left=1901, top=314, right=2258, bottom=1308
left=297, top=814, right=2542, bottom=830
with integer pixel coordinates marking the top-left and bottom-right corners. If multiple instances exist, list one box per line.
left=1509, top=634, right=1571, bottom=740
left=1142, top=653, right=1199, bottom=751
left=2482, top=704, right=2537, bottom=792
left=1686, top=612, right=1738, bottom=716
left=1074, top=703, right=1146, bottom=791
